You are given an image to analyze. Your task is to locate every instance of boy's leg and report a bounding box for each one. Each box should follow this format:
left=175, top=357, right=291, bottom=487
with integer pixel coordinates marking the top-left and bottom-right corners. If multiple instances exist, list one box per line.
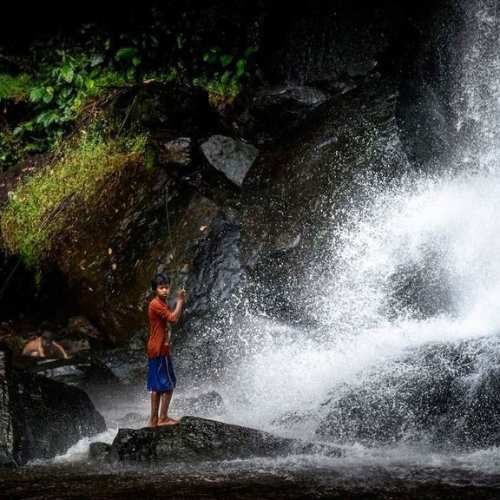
left=158, top=391, right=178, bottom=425
left=148, top=391, right=160, bottom=427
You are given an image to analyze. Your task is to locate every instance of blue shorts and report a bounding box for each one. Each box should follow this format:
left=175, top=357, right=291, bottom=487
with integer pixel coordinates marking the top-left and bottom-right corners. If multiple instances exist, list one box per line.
left=147, top=355, right=176, bottom=393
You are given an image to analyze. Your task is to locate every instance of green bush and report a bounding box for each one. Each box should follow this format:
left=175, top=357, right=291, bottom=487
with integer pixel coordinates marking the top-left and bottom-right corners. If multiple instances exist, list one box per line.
left=193, top=46, right=257, bottom=102
left=0, top=49, right=141, bottom=170
left=13, top=52, right=132, bottom=148
left=0, top=73, right=32, bottom=102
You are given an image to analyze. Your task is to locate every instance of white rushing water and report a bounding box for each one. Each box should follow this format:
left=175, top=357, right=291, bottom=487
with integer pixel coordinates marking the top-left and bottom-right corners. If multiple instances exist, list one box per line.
left=220, top=169, right=500, bottom=438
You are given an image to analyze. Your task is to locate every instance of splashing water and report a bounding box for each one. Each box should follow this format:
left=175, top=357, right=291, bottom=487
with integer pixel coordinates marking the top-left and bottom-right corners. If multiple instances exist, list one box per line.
left=216, top=0, right=500, bottom=450
left=220, top=170, right=500, bottom=440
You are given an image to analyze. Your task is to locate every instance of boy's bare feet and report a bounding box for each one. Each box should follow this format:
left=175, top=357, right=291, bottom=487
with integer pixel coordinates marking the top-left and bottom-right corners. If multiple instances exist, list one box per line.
left=148, top=417, right=158, bottom=428
left=158, top=417, right=179, bottom=426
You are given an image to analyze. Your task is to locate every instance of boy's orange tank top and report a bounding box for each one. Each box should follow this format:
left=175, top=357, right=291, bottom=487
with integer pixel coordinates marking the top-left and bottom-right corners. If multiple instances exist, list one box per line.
left=147, top=297, right=176, bottom=358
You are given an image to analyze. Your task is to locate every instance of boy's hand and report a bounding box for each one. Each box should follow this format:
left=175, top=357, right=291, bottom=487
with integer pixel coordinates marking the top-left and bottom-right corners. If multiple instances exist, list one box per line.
left=177, top=288, right=186, bottom=302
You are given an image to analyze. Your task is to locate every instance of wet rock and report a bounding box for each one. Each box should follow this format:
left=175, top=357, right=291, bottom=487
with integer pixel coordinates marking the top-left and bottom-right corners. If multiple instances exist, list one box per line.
left=0, top=347, right=106, bottom=465
left=38, top=362, right=89, bottom=386
left=184, top=214, right=241, bottom=320
left=58, top=338, right=91, bottom=355
left=240, top=77, right=410, bottom=325
left=316, top=336, right=500, bottom=450
left=89, top=442, right=111, bottom=463
left=253, top=85, right=328, bottom=110
left=201, top=135, right=258, bottom=187
left=175, top=214, right=242, bottom=375
left=108, top=416, right=341, bottom=463
left=91, top=348, right=146, bottom=385
left=161, top=137, right=192, bottom=167
left=249, top=85, right=329, bottom=140
left=67, top=316, right=101, bottom=340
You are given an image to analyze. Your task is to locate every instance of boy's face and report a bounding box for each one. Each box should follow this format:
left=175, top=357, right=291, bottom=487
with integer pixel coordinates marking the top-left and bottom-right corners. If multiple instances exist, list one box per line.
left=156, top=284, right=170, bottom=298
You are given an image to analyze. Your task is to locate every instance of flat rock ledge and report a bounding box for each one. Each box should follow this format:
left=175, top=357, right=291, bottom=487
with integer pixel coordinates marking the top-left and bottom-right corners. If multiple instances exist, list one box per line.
left=91, top=416, right=341, bottom=464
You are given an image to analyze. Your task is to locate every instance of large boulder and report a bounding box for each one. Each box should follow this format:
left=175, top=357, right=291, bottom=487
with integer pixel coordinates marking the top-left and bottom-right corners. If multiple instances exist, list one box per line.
left=201, top=135, right=258, bottom=187
left=0, top=347, right=106, bottom=465
left=316, top=335, right=500, bottom=450
left=105, top=416, right=340, bottom=464
left=239, top=75, right=411, bottom=324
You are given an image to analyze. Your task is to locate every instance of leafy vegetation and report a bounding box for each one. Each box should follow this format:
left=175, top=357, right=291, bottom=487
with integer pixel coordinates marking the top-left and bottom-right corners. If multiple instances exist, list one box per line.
left=0, top=35, right=259, bottom=169
left=0, top=128, right=147, bottom=267
left=0, top=49, right=143, bottom=171
left=0, top=73, right=32, bottom=102
left=12, top=52, right=134, bottom=155
left=193, top=46, right=257, bottom=104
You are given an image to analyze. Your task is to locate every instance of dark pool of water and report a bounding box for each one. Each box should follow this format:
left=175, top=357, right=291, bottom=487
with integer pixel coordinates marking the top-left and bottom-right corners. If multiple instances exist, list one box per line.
left=2, top=458, right=500, bottom=500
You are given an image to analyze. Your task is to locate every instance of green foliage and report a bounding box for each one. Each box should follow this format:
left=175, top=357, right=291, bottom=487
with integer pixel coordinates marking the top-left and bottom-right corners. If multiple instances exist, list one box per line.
left=0, top=37, right=260, bottom=171
left=13, top=52, right=132, bottom=150
left=0, top=73, right=32, bottom=102
left=0, top=129, right=23, bottom=167
left=0, top=50, right=142, bottom=170
left=0, top=129, right=147, bottom=267
left=193, top=46, right=257, bottom=101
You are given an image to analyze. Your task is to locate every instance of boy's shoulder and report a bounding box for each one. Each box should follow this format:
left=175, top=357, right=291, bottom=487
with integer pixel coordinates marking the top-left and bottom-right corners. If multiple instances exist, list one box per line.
left=148, top=296, right=159, bottom=310
left=148, top=296, right=170, bottom=311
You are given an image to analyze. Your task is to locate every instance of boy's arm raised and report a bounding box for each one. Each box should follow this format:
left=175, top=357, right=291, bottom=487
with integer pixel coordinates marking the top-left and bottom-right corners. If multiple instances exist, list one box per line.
left=151, top=294, right=185, bottom=324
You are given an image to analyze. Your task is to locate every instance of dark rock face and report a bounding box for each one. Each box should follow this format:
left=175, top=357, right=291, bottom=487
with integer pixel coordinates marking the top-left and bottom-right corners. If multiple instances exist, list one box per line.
left=90, top=347, right=146, bottom=386
left=261, top=2, right=402, bottom=85
left=107, top=416, right=340, bottom=464
left=66, top=316, right=101, bottom=340
left=247, top=84, right=329, bottom=141
left=316, top=335, right=500, bottom=450
left=89, top=441, right=111, bottom=463
left=176, top=214, right=242, bottom=375
left=396, top=0, right=465, bottom=170
left=0, top=347, right=106, bottom=465
left=240, top=76, right=410, bottom=324
left=201, top=135, right=258, bottom=187
left=184, top=215, right=242, bottom=321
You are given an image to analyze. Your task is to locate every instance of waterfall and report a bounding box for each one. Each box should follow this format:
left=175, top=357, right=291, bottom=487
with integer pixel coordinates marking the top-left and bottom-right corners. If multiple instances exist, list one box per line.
left=215, top=0, right=500, bottom=451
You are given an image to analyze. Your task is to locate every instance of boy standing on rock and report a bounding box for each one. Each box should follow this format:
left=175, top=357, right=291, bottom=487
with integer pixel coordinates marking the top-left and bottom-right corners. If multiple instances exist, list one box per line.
left=147, top=273, right=185, bottom=427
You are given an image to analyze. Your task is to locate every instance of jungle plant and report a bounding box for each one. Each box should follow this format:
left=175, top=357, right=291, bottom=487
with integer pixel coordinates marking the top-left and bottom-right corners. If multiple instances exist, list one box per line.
left=193, top=46, right=257, bottom=103
left=12, top=51, right=133, bottom=151
left=0, top=73, right=32, bottom=102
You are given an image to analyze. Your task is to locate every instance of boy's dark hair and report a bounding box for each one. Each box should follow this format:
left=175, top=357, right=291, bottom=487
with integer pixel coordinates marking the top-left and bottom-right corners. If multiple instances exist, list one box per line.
left=151, top=273, right=171, bottom=291
left=41, top=331, right=54, bottom=341
left=41, top=331, right=54, bottom=347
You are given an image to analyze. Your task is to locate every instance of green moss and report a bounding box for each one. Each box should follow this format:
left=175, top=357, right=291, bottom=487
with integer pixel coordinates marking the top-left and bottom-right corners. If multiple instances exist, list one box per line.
left=193, top=76, right=240, bottom=103
left=0, top=129, right=147, bottom=267
left=0, top=129, right=23, bottom=168
left=0, top=73, right=32, bottom=102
